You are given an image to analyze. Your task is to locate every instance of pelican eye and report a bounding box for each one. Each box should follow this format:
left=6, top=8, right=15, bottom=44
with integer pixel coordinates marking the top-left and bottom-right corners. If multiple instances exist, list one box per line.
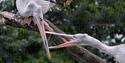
left=82, top=34, right=88, bottom=37
left=45, top=0, right=56, bottom=3
left=50, top=0, right=56, bottom=3
left=73, top=33, right=88, bottom=39
left=73, top=35, right=77, bottom=38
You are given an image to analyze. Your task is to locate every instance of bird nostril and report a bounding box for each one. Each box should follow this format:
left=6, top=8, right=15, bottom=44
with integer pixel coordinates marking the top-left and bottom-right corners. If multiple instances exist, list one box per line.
left=73, top=36, right=77, bottom=39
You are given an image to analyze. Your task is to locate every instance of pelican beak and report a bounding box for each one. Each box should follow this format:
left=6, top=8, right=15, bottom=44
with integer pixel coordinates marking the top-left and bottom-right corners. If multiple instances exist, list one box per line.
left=49, top=40, right=81, bottom=49
left=46, top=31, right=74, bottom=38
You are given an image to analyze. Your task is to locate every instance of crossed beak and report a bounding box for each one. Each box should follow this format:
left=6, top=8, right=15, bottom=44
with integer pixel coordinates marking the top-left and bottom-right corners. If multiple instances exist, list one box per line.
left=45, top=31, right=82, bottom=49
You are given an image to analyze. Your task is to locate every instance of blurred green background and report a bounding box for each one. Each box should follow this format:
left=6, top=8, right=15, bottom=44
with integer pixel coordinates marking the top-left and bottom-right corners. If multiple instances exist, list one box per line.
left=0, top=0, right=125, bottom=63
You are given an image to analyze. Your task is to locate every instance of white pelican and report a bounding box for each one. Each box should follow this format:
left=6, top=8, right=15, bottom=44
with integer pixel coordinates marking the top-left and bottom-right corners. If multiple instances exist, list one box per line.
left=48, top=33, right=125, bottom=63
left=16, top=0, right=56, bottom=59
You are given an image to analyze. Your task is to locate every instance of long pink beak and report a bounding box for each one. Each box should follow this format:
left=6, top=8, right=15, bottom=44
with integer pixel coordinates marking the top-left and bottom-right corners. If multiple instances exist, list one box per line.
left=49, top=41, right=81, bottom=49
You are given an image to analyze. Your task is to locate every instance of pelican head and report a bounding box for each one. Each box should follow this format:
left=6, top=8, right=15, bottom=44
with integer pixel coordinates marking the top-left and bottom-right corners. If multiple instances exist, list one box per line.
left=49, top=33, right=89, bottom=49
left=48, top=32, right=125, bottom=63
left=72, top=33, right=88, bottom=42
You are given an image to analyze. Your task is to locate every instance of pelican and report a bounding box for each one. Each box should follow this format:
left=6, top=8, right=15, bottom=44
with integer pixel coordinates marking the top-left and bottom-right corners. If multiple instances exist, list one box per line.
left=48, top=33, right=125, bottom=63
left=16, top=0, right=56, bottom=59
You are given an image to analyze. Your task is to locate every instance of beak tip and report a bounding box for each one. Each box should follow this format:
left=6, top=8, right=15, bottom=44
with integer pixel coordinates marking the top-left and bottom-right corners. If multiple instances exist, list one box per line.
left=49, top=46, right=59, bottom=49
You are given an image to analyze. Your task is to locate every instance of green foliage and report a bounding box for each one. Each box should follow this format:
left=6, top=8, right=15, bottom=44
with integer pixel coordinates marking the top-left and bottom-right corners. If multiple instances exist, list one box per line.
left=0, top=25, right=75, bottom=63
left=0, top=0, right=16, bottom=11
